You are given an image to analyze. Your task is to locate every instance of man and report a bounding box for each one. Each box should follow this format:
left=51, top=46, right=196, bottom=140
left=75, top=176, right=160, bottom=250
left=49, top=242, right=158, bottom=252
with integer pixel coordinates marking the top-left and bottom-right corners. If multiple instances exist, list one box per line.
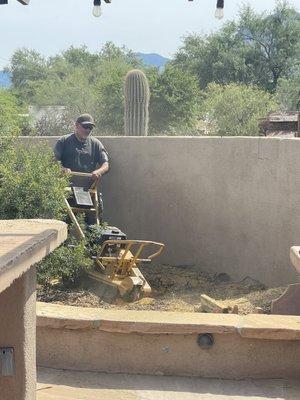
left=54, top=113, right=109, bottom=180
left=54, top=113, right=109, bottom=218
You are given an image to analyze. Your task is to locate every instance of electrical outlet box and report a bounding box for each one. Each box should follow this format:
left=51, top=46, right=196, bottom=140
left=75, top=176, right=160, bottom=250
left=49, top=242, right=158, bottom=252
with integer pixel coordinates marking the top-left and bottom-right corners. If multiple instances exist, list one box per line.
left=0, top=348, right=15, bottom=376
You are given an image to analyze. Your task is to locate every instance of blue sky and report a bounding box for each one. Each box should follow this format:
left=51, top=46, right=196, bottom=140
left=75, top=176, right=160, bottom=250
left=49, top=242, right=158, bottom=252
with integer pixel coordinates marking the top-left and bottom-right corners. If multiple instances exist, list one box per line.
left=0, top=0, right=299, bottom=68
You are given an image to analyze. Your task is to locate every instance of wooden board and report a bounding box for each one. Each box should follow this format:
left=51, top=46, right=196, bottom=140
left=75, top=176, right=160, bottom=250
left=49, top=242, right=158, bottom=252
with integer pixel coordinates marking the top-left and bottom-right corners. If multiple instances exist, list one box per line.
left=200, top=294, right=231, bottom=314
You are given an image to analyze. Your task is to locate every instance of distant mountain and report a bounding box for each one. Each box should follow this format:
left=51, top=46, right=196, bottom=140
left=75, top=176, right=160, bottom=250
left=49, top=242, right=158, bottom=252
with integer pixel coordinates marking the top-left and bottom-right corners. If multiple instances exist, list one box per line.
left=0, top=71, right=11, bottom=88
left=136, top=53, right=170, bottom=69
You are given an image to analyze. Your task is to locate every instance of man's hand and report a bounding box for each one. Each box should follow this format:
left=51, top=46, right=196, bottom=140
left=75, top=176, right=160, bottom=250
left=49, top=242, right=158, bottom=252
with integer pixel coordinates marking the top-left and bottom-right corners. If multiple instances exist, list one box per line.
left=91, top=170, right=102, bottom=181
left=62, top=167, right=71, bottom=174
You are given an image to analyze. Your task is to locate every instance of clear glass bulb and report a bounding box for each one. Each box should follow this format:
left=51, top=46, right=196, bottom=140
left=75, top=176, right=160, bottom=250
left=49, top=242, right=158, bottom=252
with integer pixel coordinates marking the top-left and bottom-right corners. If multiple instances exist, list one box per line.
left=92, top=5, right=102, bottom=17
left=215, top=7, right=224, bottom=20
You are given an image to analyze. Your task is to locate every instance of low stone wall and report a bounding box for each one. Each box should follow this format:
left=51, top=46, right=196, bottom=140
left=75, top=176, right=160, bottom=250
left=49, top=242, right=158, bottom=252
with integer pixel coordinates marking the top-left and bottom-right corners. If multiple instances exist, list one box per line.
left=20, top=136, right=300, bottom=286
left=37, top=302, right=300, bottom=380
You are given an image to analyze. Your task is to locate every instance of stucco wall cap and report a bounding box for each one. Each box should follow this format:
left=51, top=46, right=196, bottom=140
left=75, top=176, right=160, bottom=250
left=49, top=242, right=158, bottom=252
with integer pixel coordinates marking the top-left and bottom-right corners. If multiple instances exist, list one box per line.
left=0, top=219, right=67, bottom=293
left=37, top=302, right=300, bottom=340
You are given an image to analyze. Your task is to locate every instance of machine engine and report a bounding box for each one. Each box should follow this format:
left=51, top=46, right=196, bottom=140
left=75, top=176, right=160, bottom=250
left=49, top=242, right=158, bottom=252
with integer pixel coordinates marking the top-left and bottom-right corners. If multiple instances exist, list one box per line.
left=88, top=225, right=127, bottom=256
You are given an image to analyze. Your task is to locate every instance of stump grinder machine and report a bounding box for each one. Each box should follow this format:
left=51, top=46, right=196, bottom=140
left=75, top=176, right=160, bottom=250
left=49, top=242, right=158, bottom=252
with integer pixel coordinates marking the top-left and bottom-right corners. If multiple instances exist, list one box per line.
left=64, top=172, right=164, bottom=301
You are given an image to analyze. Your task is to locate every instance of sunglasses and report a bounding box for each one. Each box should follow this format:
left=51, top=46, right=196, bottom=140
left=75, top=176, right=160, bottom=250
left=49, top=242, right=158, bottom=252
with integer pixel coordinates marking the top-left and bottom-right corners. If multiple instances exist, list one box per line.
left=80, top=124, right=94, bottom=131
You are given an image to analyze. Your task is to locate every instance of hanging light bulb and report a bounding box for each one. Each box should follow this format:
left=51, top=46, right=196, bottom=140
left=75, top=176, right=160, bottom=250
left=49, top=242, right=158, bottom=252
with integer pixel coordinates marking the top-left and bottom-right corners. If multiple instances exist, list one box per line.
left=215, top=0, right=224, bottom=20
left=93, top=0, right=102, bottom=17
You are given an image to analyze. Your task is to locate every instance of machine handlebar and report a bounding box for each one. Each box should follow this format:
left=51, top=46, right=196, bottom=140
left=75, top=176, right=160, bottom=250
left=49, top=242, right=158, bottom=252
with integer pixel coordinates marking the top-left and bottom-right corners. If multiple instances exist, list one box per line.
left=98, top=240, right=165, bottom=266
left=70, top=171, right=93, bottom=178
left=68, top=171, right=98, bottom=190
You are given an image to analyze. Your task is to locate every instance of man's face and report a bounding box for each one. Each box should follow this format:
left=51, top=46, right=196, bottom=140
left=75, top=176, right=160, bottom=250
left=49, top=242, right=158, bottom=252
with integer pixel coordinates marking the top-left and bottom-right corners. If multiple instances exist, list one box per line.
left=75, top=122, right=94, bottom=140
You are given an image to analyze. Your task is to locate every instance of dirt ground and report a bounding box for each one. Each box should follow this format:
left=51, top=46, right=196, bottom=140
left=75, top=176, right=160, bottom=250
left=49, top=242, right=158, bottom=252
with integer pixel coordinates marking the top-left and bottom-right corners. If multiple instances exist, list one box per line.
left=37, top=265, right=286, bottom=314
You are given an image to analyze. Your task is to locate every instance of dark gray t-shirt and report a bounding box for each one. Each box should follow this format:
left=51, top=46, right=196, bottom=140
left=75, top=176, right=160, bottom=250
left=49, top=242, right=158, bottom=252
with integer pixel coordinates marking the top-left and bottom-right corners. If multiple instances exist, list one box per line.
left=54, top=133, right=109, bottom=173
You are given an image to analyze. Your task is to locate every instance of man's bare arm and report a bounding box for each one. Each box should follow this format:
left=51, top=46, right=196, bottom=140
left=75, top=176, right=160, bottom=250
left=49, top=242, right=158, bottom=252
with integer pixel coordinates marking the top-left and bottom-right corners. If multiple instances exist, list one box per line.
left=91, top=162, right=109, bottom=180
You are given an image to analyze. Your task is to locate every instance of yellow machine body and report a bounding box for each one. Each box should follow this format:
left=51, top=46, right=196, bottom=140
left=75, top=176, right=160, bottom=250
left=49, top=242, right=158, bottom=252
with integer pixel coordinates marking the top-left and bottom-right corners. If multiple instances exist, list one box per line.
left=64, top=172, right=164, bottom=300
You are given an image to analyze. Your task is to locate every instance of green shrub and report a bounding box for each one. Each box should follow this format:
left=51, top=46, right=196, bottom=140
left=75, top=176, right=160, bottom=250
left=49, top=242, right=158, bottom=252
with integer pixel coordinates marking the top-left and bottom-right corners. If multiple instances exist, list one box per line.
left=0, top=144, right=68, bottom=220
left=37, top=242, right=93, bottom=288
left=276, top=67, right=300, bottom=111
left=202, top=83, right=277, bottom=136
left=0, top=89, right=24, bottom=137
left=149, top=65, right=200, bottom=134
left=0, top=141, right=94, bottom=288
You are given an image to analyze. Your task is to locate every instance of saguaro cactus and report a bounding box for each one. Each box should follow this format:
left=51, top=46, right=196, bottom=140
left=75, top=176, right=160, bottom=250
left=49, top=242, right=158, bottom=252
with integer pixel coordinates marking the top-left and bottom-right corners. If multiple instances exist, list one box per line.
left=124, top=69, right=150, bottom=136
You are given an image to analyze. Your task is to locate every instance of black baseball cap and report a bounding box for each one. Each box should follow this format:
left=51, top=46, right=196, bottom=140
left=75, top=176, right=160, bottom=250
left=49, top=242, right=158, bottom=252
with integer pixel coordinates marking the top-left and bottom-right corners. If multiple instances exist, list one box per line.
left=76, top=114, right=95, bottom=127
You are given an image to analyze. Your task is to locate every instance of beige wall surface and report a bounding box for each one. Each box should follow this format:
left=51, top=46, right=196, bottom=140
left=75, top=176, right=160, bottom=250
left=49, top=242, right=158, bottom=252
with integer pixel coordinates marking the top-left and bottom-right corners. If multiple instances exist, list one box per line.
left=21, top=136, right=300, bottom=286
left=0, top=269, right=36, bottom=400
left=37, top=327, right=300, bottom=380
left=36, top=302, right=300, bottom=379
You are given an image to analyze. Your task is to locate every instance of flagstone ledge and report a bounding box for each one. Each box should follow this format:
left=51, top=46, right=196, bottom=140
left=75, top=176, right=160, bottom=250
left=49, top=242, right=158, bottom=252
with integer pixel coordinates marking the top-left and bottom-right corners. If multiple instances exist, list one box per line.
left=37, top=302, right=300, bottom=341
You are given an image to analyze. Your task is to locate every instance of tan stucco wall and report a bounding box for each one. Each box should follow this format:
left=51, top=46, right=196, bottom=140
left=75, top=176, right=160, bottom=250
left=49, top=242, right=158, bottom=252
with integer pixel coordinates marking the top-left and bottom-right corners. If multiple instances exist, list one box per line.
left=21, top=136, right=300, bottom=286
left=0, top=220, right=68, bottom=400
left=37, top=327, right=300, bottom=380
left=0, top=268, right=36, bottom=400
left=36, top=303, right=300, bottom=380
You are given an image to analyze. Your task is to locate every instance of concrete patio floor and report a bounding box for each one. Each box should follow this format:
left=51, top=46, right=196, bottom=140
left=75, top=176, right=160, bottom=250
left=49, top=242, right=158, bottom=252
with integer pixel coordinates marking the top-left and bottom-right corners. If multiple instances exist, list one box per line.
left=37, top=368, right=300, bottom=400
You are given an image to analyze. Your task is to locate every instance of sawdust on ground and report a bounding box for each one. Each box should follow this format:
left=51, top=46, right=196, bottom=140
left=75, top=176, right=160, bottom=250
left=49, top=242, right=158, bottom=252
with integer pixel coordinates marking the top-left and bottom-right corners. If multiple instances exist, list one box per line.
left=37, top=265, right=286, bottom=314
